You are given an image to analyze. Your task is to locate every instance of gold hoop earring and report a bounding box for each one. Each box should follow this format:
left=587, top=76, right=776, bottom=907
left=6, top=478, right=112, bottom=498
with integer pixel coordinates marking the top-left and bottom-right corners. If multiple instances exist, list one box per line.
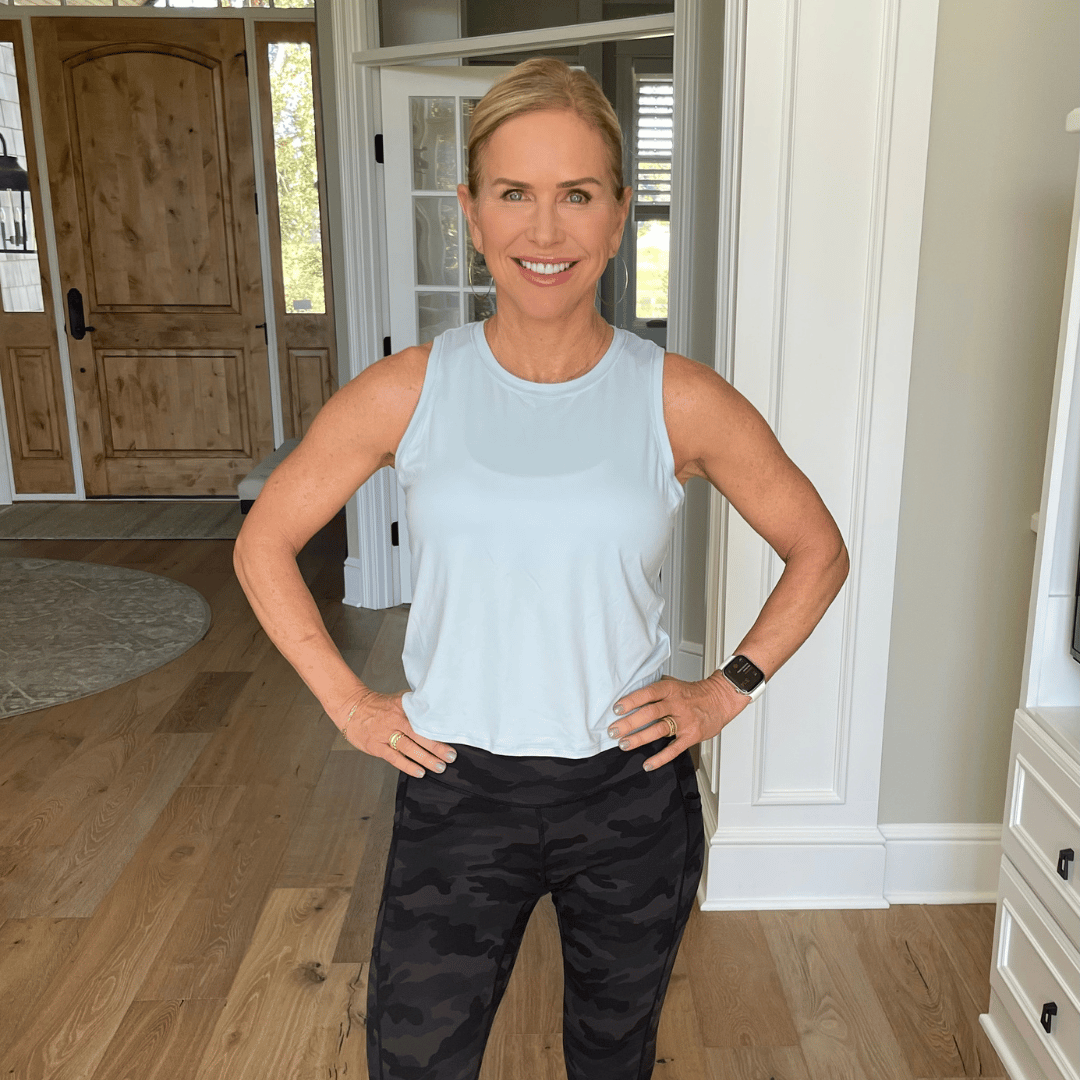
left=467, top=249, right=496, bottom=320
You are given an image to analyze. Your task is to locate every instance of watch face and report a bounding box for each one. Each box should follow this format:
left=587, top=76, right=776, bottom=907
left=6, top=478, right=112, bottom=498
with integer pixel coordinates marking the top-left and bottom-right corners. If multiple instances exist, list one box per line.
left=723, top=655, right=765, bottom=694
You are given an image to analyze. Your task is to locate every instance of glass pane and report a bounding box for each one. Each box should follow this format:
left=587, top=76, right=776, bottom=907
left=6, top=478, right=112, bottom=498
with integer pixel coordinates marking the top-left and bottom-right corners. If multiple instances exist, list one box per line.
left=460, top=97, right=480, bottom=185
left=0, top=42, right=44, bottom=313
left=465, top=228, right=489, bottom=289
left=268, top=41, right=326, bottom=314
left=418, top=292, right=460, bottom=343
left=272, top=0, right=315, bottom=8
left=414, top=196, right=458, bottom=287
left=468, top=291, right=495, bottom=324
left=410, top=96, right=457, bottom=191
left=635, top=219, right=669, bottom=321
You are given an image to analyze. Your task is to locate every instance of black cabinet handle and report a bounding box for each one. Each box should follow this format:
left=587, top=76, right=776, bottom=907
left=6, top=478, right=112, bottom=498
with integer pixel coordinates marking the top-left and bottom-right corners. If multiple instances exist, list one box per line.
left=66, top=288, right=95, bottom=340
left=1057, top=848, right=1075, bottom=881
left=1040, top=1001, right=1057, bottom=1034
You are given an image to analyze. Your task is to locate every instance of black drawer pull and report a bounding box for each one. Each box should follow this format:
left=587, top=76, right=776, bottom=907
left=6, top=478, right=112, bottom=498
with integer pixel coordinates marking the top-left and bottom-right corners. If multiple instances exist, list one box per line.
left=1057, top=848, right=1075, bottom=880
left=1040, top=1001, right=1057, bottom=1033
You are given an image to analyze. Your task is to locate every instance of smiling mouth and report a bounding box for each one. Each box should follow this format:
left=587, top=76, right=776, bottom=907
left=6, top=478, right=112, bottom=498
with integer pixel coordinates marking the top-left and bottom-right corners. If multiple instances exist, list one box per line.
left=514, top=258, right=578, bottom=276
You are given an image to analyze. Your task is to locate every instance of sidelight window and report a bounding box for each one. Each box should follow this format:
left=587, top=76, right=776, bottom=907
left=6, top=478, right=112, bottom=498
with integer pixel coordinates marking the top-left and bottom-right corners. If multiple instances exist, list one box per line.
left=267, top=40, right=326, bottom=314
left=0, top=42, right=43, bottom=313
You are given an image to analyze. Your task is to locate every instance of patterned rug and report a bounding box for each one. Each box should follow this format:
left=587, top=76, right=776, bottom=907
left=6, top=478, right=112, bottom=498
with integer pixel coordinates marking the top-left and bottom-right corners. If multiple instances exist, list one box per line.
left=0, top=558, right=211, bottom=719
left=0, top=500, right=243, bottom=540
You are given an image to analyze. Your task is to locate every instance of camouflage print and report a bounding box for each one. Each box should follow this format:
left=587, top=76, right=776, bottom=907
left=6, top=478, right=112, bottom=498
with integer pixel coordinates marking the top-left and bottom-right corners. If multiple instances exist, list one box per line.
left=366, top=737, right=705, bottom=1080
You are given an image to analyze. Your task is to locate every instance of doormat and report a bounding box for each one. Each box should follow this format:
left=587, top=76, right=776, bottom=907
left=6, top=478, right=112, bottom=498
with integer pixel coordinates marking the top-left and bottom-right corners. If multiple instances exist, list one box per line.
left=0, top=557, right=211, bottom=719
left=0, top=500, right=244, bottom=540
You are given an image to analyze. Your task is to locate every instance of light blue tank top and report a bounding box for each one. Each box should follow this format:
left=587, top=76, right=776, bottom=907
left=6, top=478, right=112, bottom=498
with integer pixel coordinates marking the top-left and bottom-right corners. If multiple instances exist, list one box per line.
left=394, top=320, right=685, bottom=757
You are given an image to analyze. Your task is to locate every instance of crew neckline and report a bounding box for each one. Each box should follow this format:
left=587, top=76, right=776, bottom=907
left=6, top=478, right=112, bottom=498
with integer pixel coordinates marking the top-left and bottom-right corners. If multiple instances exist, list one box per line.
left=473, top=319, right=623, bottom=394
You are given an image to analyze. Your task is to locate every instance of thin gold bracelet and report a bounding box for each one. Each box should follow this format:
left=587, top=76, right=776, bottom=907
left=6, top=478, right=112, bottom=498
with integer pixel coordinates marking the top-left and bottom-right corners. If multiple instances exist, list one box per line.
left=339, top=701, right=360, bottom=742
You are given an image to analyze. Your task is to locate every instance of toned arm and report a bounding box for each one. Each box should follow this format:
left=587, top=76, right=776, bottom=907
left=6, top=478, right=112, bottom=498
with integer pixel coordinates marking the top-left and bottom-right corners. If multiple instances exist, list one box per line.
left=665, top=350, right=850, bottom=682
left=608, top=352, right=850, bottom=771
left=232, top=345, right=451, bottom=767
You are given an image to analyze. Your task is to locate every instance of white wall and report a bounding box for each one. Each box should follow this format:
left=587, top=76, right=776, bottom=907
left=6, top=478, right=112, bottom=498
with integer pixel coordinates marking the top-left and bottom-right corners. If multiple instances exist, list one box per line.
left=879, top=0, right=1080, bottom=825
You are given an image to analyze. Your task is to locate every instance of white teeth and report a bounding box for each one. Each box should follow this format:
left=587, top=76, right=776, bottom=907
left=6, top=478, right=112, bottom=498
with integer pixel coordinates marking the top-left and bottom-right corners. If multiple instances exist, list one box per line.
left=520, top=260, right=572, bottom=275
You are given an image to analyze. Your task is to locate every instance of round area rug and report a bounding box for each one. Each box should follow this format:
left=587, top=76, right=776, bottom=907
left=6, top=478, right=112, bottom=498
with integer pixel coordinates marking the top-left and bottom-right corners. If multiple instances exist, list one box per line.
left=0, top=557, right=212, bottom=719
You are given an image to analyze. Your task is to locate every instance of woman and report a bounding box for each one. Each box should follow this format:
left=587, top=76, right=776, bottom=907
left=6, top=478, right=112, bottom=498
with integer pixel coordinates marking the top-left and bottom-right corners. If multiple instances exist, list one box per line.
left=234, top=58, right=848, bottom=1080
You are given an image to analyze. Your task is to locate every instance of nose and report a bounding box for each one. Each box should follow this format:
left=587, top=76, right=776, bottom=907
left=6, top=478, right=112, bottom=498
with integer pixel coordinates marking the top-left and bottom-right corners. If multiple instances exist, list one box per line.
left=526, top=196, right=564, bottom=246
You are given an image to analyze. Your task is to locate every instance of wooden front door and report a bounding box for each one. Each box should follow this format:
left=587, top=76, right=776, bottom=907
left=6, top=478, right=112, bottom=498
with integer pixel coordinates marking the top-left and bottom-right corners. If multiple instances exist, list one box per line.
left=34, top=17, right=275, bottom=496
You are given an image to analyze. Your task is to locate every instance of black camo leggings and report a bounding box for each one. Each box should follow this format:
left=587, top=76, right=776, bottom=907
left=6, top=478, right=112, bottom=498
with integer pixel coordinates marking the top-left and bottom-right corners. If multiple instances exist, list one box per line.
left=366, top=736, right=705, bottom=1080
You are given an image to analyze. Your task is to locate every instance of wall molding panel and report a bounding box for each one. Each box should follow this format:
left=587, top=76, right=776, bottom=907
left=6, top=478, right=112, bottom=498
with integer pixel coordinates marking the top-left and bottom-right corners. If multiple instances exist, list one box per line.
left=701, top=0, right=940, bottom=907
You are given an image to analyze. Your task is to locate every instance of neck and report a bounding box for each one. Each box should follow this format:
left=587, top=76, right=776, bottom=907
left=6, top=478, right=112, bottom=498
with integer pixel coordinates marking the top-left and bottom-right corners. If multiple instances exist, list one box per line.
left=483, top=298, right=613, bottom=383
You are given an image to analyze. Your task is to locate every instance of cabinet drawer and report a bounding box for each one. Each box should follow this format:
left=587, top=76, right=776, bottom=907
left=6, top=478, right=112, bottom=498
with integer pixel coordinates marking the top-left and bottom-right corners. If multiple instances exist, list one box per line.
left=1004, top=714, right=1080, bottom=951
left=992, top=857, right=1080, bottom=1080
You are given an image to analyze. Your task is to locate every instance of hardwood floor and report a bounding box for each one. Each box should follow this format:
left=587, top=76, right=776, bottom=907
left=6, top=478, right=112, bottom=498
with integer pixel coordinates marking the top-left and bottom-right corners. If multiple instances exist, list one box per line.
left=0, top=521, right=1005, bottom=1079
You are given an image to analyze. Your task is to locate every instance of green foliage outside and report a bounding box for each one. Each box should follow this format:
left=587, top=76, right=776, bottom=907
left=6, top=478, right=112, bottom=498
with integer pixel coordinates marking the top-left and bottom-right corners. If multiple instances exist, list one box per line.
left=636, top=219, right=669, bottom=321
left=269, top=42, right=325, bottom=313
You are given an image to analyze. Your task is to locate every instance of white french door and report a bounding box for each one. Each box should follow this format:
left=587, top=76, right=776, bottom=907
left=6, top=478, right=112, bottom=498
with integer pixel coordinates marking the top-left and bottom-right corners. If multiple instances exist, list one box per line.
left=380, top=65, right=509, bottom=601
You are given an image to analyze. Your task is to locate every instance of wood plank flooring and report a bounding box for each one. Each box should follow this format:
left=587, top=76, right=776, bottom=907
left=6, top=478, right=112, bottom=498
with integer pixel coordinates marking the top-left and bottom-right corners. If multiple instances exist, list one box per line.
left=0, top=521, right=1004, bottom=1079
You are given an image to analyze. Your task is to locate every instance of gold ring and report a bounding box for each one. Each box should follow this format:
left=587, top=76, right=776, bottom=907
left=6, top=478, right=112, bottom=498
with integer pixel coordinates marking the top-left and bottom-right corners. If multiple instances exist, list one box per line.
left=664, top=716, right=678, bottom=738
left=389, top=730, right=404, bottom=751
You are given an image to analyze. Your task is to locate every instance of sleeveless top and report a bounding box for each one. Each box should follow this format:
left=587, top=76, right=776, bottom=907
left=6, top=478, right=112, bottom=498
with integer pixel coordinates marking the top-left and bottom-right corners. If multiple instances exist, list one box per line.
left=393, top=320, right=685, bottom=757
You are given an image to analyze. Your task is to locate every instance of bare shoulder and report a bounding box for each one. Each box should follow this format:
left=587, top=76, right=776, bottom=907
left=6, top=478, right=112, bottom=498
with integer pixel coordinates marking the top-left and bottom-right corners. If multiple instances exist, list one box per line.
left=328, top=341, right=433, bottom=468
left=660, top=350, right=747, bottom=484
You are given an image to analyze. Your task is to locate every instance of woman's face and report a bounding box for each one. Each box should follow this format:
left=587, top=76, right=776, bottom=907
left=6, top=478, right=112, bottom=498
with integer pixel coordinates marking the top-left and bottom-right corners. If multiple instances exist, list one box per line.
left=459, top=108, right=631, bottom=322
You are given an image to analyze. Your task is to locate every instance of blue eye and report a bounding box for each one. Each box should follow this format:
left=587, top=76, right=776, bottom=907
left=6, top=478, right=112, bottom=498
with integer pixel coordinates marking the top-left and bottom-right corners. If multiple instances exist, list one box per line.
left=502, top=189, right=524, bottom=201
left=567, top=190, right=590, bottom=204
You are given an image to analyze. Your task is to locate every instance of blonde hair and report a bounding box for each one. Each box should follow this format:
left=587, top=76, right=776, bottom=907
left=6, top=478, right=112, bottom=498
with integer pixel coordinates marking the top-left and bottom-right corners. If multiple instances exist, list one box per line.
left=466, top=57, right=625, bottom=200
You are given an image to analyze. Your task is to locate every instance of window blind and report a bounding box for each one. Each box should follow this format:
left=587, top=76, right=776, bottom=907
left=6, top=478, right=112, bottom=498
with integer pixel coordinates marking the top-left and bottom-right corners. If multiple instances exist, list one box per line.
left=634, top=74, right=673, bottom=207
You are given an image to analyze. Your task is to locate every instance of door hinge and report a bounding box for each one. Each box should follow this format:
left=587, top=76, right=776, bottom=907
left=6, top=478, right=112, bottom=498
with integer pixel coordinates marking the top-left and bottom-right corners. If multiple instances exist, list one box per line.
left=390, top=521, right=399, bottom=546
left=254, top=191, right=259, bottom=215
left=255, top=322, right=268, bottom=344
left=236, top=50, right=248, bottom=77
left=383, top=336, right=392, bottom=356
left=374, top=134, right=384, bottom=164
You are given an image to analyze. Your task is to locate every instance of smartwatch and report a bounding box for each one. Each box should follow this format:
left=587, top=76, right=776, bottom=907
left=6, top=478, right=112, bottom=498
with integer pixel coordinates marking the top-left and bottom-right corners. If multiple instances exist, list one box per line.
left=719, top=654, right=766, bottom=701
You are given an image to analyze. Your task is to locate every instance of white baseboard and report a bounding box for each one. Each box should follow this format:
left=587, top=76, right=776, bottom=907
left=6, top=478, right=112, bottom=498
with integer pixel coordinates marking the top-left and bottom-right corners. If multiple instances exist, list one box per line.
left=880, top=822, right=1002, bottom=904
left=693, top=801, right=1002, bottom=909
left=698, top=813, right=889, bottom=910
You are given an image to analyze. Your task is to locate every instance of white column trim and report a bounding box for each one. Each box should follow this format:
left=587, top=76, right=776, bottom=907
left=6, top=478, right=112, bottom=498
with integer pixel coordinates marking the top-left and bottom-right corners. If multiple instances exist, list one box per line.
left=326, top=0, right=399, bottom=610
left=702, top=0, right=940, bottom=907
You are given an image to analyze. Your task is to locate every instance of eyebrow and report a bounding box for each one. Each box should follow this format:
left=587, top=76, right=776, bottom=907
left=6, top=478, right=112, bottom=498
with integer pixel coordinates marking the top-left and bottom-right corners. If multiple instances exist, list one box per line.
left=491, top=177, right=603, bottom=189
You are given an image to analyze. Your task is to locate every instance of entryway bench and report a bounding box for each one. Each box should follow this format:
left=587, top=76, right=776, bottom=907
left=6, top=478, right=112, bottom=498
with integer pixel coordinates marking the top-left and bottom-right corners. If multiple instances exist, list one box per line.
left=238, top=437, right=301, bottom=514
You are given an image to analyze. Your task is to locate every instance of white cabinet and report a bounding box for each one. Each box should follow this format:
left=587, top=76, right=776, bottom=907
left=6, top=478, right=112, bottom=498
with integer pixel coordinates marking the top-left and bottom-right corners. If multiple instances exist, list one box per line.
left=980, top=109, right=1080, bottom=1080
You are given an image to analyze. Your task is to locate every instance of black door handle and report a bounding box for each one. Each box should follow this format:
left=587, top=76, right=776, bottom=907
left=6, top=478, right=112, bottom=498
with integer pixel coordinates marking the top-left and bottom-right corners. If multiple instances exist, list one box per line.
left=66, top=287, right=95, bottom=340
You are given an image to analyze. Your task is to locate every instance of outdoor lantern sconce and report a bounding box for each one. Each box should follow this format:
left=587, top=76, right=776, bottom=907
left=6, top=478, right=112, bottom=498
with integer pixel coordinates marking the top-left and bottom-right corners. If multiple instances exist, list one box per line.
left=0, top=133, right=34, bottom=255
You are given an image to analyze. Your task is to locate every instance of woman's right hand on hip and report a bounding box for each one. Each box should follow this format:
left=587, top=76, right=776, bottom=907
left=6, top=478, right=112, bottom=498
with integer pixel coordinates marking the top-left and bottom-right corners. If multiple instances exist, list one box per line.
left=335, top=688, right=457, bottom=777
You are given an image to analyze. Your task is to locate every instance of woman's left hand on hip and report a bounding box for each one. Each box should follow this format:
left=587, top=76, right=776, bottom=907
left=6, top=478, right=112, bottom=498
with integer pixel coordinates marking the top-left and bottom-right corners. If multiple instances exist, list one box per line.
left=608, top=674, right=750, bottom=772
